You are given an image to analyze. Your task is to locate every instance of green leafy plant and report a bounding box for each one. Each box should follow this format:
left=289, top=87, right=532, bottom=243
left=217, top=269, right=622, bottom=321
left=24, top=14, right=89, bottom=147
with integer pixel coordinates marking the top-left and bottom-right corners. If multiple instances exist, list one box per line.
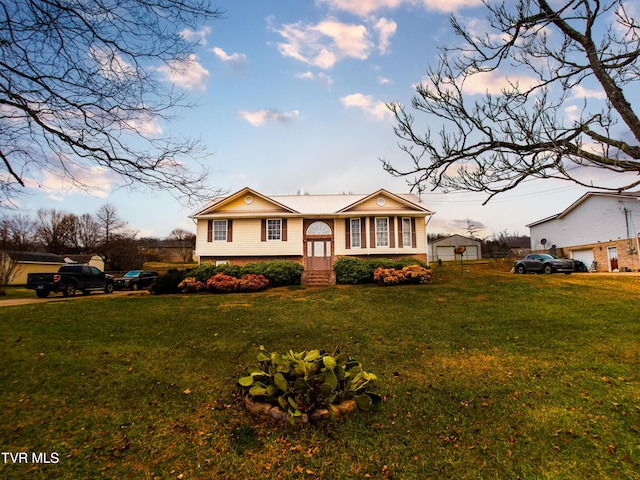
left=259, top=260, right=305, bottom=287
left=238, top=346, right=378, bottom=424
left=333, top=257, right=373, bottom=284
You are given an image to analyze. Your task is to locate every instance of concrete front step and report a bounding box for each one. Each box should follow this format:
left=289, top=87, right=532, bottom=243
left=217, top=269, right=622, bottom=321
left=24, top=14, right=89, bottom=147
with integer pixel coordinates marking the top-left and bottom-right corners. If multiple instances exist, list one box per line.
left=301, top=270, right=336, bottom=286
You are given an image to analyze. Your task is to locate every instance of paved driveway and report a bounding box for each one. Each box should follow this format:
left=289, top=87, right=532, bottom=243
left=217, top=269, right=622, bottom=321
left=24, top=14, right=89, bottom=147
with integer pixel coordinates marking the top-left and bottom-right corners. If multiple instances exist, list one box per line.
left=0, top=290, right=149, bottom=307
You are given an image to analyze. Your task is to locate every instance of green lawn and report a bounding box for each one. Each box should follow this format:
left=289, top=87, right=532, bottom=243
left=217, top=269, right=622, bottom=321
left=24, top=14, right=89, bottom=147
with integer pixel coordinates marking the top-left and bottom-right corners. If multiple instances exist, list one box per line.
left=1, top=267, right=639, bottom=479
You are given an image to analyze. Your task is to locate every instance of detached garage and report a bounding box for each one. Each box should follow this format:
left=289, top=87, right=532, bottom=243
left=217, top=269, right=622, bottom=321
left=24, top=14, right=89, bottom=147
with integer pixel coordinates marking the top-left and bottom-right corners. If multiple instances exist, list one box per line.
left=431, top=235, right=481, bottom=262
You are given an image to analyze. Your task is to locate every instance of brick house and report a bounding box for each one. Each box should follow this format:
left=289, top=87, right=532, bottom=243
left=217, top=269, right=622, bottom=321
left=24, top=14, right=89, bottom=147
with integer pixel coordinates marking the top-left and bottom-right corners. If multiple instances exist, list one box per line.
left=526, top=192, right=640, bottom=272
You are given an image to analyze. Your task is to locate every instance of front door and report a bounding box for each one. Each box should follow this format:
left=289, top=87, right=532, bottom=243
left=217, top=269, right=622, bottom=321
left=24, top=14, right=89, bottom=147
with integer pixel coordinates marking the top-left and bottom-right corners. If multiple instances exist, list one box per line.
left=304, top=220, right=334, bottom=271
left=607, top=246, right=619, bottom=271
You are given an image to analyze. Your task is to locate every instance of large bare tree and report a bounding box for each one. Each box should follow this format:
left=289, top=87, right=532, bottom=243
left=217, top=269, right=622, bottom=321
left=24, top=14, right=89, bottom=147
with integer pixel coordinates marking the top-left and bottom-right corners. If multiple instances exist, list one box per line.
left=382, top=0, right=640, bottom=203
left=1, top=0, right=223, bottom=205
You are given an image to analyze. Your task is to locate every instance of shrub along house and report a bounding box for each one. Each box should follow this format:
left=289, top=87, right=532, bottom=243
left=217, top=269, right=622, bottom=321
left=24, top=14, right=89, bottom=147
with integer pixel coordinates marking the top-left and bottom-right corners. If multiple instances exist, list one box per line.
left=190, top=187, right=434, bottom=285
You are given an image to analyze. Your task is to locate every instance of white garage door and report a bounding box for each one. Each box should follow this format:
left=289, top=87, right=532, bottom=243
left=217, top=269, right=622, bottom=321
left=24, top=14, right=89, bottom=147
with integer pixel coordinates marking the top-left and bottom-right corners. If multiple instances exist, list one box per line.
left=436, top=246, right=456, bottom=261
left=436, top=245, right=479, bottom=261
left=464, top=246, right=479, bottom=260
left=571, top=249, right=594, bottom=266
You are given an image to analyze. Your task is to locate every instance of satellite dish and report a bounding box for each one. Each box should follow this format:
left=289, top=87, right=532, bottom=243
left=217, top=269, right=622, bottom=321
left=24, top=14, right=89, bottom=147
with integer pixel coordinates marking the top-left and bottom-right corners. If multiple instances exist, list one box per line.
left=541, top=238, right=547, bottom=246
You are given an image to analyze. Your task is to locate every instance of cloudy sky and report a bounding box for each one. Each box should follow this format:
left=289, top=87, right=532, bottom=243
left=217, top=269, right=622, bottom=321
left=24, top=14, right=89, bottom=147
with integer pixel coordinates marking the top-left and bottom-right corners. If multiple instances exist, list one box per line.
left=15, top=0, right=637, bottom=238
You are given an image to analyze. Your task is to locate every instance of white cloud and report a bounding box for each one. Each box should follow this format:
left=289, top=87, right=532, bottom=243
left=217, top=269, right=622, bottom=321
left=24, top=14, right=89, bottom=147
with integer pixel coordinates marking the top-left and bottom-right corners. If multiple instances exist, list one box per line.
left=211, top=47, right=248, bottom=70
left=570, top=84, right=606, bottom=100
left=565, top=104, right=580, bottom=123
left=317, top=0, right=481, bottom=16
left=378, top=76, right=392, bottom=84
left=25, top=165, right=116, bottom=200
left=459, top=70, right=539, bottom=96
left=90, top=46, right=136, bottom=80
left=272, top=17, right=374, bottom=69
left=295, top=71, right=334, bottom=88
left=238, top=109, right=301, bottom=127
left=373, top=17, right=397, bottom=54
left=317, top=0, right=404, bottom=17
left=157, top=54, right=209, bottom=91
left=341, top=93, right=391, bottom=120
left=180, top=27, right=212, bottom=46
left=417, top=0, right=484, bottom=13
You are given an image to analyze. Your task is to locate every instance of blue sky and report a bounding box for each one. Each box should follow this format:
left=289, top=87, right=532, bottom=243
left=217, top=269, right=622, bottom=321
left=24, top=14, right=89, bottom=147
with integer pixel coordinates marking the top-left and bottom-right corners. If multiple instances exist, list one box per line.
left=15, top=0, right=639, bottom=238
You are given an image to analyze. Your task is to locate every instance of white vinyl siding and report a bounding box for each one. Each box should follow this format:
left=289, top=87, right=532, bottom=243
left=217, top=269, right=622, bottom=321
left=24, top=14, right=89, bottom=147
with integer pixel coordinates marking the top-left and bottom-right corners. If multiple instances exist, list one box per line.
left=529, top=195, right=640, bottom=249
left=195, top=218, right=302, bottom=258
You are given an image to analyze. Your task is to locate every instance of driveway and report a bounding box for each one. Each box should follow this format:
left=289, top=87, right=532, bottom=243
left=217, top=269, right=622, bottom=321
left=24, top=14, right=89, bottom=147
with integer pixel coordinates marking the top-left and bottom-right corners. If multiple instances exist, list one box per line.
left=0, top=290, right=149, bottom=307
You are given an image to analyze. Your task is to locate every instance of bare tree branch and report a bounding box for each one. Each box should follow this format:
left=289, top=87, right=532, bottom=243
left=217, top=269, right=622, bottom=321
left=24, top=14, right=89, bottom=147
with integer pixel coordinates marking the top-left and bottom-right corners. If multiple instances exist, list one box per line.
left=0, top=0, right=224, bottom=206
left=382, top=0, right=640, bottom=203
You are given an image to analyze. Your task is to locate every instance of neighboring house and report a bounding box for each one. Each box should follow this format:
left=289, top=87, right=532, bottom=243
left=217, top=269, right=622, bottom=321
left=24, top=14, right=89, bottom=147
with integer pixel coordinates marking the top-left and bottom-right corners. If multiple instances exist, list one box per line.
left=4, top=252, right=105, bottom=285
left=526, top=192, right=640, bottom=272
left=190, top=187, right=434, bottom=285
left=430, top=235, right=482, bottom=261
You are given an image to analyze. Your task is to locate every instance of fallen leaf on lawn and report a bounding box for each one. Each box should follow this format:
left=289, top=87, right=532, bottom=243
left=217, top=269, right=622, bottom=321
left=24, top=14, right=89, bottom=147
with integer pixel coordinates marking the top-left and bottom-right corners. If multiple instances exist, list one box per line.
left=183, top=388, right=191, bottom=395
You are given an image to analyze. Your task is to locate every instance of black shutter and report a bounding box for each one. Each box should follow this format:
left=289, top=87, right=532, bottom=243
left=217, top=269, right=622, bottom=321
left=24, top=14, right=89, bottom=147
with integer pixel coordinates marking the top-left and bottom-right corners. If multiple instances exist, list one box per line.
left=345, top=218, right=351, bottom=249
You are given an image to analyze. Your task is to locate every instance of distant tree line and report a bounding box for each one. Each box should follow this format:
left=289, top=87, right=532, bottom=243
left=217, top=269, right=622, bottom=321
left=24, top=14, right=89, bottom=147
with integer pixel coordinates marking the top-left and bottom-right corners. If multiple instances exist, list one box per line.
left=0, top=204, right=195, bottom=271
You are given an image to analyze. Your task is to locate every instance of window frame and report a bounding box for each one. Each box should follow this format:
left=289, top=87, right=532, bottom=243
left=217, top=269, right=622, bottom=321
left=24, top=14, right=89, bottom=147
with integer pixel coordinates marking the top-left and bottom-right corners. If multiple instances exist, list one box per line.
left=350, top=218, right=361, bottom=248
left=267, top=218, right=282, bottom=241
left=212, top=220, right=228, bottom=242
left=402, top=217, right=412, bottom=247
left=375, top=217, right=389, bottom=247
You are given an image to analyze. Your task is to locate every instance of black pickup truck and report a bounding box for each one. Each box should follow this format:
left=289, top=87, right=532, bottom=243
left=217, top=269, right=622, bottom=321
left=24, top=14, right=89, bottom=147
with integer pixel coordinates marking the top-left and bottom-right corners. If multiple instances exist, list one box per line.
left=26, top=265, right=115, bottom=298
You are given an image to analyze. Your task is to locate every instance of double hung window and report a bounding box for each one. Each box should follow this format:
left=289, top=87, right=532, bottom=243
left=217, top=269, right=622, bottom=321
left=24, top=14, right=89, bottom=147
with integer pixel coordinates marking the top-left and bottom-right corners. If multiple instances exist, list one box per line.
left=213, top=220, right=227, bottom=241
left=267, top=219, right=281, bottom=241
left=402, top=218, right=412, bottom=247
left=350, top=218, right=361, bottom=248
left=375, top=217, right=389, bottom=247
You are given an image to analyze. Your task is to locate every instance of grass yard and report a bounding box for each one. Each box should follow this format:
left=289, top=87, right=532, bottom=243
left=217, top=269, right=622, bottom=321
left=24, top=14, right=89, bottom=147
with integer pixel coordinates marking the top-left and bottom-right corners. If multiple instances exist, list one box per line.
left=1, top=267, right=639, bottom=479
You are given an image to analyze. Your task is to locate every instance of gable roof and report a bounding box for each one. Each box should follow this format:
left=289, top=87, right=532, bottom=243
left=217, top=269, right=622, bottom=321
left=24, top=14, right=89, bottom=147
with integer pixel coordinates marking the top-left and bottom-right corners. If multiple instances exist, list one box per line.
left=526, top=191, right=640, bottom=227
left=191, top=187, right=434, bottom=218
left=431, top=234, right=481, bottom=245
left=6, top=251, right=65, bottom=263
left=191, top=187, right=298, bottom=217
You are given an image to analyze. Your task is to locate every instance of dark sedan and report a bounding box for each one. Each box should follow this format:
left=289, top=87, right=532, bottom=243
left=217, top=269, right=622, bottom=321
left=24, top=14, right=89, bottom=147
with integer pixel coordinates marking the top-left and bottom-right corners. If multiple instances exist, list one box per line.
left=114, top=270, right=159, bottom=290
left=514, top=254, right=574, bottom=274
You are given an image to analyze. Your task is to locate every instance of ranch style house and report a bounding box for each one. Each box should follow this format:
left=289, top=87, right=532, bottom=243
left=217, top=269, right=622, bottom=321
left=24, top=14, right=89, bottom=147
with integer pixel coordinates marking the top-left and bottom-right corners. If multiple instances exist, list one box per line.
left=190, top=187, right=434, bottom=285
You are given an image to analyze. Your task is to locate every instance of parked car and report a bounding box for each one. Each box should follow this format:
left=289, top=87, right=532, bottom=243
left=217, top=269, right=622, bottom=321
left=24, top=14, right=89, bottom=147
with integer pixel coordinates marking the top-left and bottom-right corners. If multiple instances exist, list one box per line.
left=26, top=265, right=114, bottom=298
left=114, top=270, right=159, bottom=290
left=514, top=254, right=575, bottom=274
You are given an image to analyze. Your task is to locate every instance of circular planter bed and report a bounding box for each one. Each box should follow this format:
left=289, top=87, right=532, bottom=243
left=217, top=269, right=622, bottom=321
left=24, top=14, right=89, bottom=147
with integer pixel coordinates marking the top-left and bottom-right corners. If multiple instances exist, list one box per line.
left=238, top=347, right=378, bottom=425
left=243, top=395, right=358, bottom=424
